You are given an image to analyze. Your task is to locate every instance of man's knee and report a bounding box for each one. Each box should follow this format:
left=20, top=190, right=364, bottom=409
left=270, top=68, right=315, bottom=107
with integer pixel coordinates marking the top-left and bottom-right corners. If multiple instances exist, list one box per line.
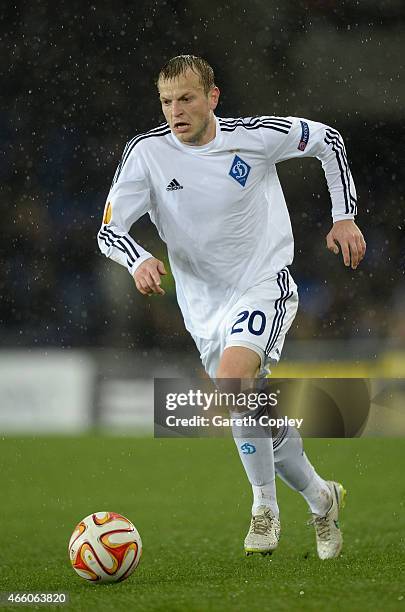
left=216, top=363, right=255, bottom=379
left=216, top=346, right=261, bottom=382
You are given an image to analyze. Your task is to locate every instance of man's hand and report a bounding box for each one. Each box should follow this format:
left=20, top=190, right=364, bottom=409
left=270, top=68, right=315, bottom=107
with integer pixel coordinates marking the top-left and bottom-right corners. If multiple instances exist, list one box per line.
left=133, top=257, right=167, bottom=296
left=326, top=220, right=366, bottom=269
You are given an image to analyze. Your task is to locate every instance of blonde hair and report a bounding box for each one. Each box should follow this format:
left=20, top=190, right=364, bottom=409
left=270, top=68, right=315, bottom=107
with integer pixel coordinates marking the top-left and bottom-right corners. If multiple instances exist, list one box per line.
left=157, top=55, right=215, bottom=94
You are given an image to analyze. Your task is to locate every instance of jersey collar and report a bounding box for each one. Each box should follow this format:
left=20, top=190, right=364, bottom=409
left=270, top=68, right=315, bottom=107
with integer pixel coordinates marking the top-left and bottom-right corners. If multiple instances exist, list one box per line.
left=169, top=116, right=222, bottom=153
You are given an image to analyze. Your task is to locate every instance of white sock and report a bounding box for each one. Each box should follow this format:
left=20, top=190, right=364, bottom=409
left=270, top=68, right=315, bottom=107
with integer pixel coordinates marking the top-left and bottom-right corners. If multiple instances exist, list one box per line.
left=252, top=481, right=279, bottom=516
left=231, top=408, right=279, bottom=517
left=274, top=427, right=331, bottom=516
left=300, top=474, right=332, bottom=516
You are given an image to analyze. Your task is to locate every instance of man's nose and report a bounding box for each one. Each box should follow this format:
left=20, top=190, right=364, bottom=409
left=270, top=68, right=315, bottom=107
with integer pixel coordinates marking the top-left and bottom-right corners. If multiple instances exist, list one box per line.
left=172, top=101, right=183, bottom=116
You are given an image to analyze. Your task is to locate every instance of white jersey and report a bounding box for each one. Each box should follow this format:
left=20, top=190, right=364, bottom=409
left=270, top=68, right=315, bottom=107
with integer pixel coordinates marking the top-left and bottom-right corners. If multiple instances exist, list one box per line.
left=98, top=115, right=357, bottom=339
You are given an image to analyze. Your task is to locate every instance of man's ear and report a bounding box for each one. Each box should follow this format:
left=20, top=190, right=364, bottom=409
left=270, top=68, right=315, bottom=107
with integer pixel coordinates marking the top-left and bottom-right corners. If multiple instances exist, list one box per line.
left=210, top=86, right=220, bottom=111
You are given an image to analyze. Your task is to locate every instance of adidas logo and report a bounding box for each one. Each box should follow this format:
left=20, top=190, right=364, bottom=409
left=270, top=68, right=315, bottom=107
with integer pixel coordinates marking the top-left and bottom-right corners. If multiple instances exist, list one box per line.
left=166, top=178, right=183, bottom=191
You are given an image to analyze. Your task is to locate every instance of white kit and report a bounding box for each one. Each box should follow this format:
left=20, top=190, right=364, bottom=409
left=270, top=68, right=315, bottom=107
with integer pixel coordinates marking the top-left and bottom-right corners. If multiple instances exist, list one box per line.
left=98, top=115, right=356, bottom=341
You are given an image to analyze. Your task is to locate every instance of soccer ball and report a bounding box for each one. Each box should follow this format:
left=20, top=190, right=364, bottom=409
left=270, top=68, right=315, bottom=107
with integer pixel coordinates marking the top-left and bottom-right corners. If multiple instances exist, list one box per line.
left=68, top=511, right=142, bottom=583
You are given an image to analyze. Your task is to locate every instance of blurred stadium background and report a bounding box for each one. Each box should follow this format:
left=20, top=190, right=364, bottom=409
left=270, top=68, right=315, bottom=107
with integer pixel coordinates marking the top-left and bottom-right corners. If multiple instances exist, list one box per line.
left=1, top=0, right=404, bottom=434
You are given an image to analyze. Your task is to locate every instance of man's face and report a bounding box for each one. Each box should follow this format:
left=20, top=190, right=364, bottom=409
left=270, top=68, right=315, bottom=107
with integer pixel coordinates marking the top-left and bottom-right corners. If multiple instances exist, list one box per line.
left=158, top=68, right=219, bottom=146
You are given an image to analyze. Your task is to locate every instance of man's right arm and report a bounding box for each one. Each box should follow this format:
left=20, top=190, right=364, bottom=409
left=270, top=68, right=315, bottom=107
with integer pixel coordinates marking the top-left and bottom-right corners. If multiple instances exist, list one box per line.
left=97, top=145, right=166, bottom=295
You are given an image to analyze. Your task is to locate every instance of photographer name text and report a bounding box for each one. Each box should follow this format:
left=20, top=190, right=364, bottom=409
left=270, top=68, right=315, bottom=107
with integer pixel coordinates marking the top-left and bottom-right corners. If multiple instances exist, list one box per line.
left=165, top=415, right=303, bottom=428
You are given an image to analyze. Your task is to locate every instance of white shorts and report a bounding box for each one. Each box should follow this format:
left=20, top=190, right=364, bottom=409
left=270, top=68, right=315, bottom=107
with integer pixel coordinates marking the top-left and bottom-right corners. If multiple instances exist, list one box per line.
left=192, top=268, right=298, bottom=380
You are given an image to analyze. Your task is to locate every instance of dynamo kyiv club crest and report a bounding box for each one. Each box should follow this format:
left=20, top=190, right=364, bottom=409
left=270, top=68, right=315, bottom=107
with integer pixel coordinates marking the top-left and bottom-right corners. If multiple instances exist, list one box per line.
left=241, top=442, right=256, bottom=455
left=229, top=155, right=251, bottom=187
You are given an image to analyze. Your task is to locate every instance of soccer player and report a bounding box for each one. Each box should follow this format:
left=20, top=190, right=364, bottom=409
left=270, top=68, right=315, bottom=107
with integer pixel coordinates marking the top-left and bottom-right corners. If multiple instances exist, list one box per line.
left=98, top=55, right=366, bottom=559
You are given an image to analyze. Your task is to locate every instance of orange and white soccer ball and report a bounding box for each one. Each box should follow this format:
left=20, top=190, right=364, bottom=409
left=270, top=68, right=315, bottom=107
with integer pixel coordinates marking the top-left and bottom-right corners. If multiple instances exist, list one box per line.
left=68, top=512, right=142, bottom=583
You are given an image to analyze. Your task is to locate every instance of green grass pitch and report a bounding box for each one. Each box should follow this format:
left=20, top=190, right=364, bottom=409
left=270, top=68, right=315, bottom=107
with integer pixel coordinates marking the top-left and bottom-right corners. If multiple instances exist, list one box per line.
left=1, top=436, right=405, bottom=611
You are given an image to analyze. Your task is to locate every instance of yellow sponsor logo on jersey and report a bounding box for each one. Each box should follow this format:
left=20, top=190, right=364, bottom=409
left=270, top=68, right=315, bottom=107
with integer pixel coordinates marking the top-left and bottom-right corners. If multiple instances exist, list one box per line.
left=103, top=201, right=112, bottom=224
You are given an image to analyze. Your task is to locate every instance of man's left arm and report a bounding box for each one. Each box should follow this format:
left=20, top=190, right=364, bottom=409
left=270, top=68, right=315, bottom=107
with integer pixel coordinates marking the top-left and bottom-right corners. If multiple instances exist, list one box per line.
left=268, top=117, right=366, bottom=269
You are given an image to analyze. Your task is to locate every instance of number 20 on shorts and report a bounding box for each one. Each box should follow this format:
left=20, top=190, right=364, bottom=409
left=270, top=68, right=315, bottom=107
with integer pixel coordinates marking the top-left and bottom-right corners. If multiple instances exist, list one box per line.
left=230, top=310, right=266, bottom=336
